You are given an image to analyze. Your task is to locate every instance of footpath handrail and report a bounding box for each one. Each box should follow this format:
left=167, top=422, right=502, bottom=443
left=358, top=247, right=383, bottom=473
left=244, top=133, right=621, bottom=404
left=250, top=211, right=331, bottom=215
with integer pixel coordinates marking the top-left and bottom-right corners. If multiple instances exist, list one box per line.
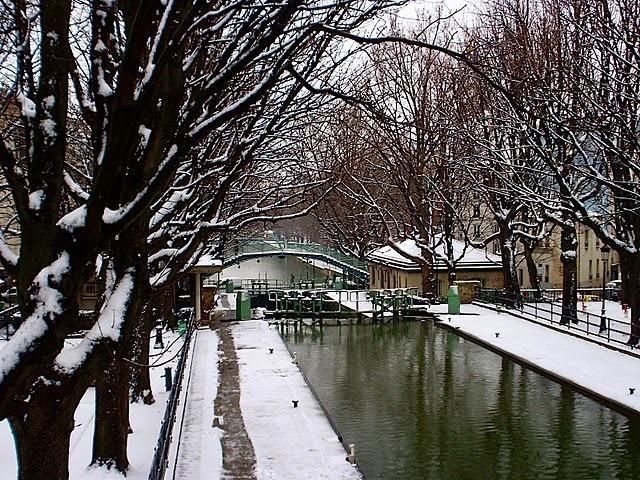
left=148, top=309, right=197, bottom=480
left=477, top=288, right=634, bottom=348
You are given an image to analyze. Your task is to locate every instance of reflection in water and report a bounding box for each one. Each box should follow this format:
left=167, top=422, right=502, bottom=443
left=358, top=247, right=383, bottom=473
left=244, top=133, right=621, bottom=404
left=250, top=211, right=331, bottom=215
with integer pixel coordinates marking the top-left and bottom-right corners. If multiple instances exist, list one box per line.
left=285, top=321, right=640, bottom=480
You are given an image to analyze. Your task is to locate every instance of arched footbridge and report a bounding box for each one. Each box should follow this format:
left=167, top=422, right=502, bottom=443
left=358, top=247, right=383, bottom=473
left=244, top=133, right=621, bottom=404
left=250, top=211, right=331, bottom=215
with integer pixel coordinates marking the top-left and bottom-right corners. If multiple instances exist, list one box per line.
left=222, top=238, right=369, bottom=284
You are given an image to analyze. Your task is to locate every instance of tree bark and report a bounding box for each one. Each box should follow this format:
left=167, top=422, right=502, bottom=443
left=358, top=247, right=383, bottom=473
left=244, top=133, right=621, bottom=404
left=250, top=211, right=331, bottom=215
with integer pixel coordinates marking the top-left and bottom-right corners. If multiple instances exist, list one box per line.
left=498, top=222, right=521, bottom=298
left=419, top=262, right=434, bottom=297
left=130, top=295, right=155, bottom=405
left=92, top=353, right=130, bottom=472
left=522, top=239, right=541, bottom=298
left=560, top=223, right=578, bottom=325
left=9, top=378, right=87, bottom=480
left=619, top=251, right=640, bottom=345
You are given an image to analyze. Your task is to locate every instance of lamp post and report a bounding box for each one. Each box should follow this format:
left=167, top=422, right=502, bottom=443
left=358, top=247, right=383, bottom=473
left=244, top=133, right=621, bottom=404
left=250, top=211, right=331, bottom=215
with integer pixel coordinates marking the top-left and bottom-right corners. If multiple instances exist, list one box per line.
left=600, top=245, right=610, bottom=332
left=536, top=265, right=543, bottom=300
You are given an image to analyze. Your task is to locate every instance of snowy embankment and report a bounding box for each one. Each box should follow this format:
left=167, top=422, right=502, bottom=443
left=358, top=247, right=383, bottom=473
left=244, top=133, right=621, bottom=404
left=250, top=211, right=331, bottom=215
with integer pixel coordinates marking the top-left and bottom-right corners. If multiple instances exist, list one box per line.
left=167, top=328, right=221, bottom=480
left=0, top=328, right=185, bottom=479
left=232, top=321, right=362, bottom=480
left=430, top=303, right=640, bottom=414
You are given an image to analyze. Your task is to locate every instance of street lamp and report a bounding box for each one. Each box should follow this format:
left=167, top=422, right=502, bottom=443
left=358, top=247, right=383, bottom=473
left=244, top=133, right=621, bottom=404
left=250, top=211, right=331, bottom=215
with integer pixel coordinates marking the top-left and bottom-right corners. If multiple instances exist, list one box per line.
left=536, top=265, right=543, bottom=300
left=600, top=245, right=610, bottom=332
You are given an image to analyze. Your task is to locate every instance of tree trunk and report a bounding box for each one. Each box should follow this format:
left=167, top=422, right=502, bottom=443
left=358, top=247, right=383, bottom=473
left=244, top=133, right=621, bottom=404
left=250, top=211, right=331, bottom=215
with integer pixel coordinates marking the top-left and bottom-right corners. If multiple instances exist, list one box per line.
left=419, top=262, right=434, bottom=297
left=92, top=353, right=130, bottom=472
left=130, top=297, right=155, bottom=405
left=498, top=223, right=521, bottom=298
left=619, top=251, right=640, bottom=345
left=560, top=224, right=578, bottom=325
left=522, top=240, right=541, bottom=298
left=9, top=381, right=86, bottom=480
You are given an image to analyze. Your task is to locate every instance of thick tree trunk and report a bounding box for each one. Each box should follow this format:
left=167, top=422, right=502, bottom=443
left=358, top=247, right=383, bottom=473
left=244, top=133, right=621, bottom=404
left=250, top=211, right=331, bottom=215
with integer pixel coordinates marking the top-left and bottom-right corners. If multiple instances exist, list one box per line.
left=9, top=380, right=86, bottom=480
left=92, top=211, right=149, bottom=471
left=498, top=223, right=521, bottom=299
left=130, top=298, right=155, bottom=405
left=560, top=224, right=578, bottom=325
left=11, top=412, right=74, bottom=480
left=419, top=262, right=434, bottom=297
left=92, top=354, right=130, bottom=472
left=619, top=251, right=640, bottom=345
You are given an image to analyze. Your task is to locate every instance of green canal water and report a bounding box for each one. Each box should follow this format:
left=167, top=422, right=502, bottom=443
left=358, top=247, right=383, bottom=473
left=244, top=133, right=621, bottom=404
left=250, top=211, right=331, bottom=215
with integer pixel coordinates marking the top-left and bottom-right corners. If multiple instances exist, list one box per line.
left=284, top=321, right=640, bottom=480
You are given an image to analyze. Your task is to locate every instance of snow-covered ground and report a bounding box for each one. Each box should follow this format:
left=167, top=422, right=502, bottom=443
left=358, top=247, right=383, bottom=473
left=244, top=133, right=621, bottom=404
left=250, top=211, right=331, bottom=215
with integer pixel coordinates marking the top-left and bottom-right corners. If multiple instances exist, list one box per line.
left=0, top=327, right=185, bottom=480
left=430, top=303, right=640, bottom=414
left=232, top=321, right=362, bottom=480
left=168, top=328, right=222, bottom=480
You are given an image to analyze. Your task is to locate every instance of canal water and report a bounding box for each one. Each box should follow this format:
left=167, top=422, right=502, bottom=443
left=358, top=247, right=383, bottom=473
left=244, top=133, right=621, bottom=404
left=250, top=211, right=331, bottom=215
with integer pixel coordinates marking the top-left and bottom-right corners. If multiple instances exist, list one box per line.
left=284, top=321, right=640, bottom=480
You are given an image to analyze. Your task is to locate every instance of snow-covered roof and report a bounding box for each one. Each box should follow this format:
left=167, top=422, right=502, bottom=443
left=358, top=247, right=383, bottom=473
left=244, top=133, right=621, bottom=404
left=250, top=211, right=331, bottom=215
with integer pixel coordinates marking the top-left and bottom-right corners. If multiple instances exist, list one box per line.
left=190, top=254, right=223, bottom=273
left=368, top=238, right=502, bottom=271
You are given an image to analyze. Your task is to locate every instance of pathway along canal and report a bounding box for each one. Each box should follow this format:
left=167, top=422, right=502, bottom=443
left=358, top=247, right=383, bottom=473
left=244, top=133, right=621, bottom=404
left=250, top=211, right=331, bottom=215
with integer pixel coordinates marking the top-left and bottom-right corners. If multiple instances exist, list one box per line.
left=284, top=321, right=640, bottom=480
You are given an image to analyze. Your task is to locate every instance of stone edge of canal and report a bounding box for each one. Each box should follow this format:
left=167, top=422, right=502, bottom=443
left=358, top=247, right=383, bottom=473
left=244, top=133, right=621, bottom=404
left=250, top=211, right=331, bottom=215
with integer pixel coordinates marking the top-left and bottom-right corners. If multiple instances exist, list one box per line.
left=273, top=320, right=366, bottom=478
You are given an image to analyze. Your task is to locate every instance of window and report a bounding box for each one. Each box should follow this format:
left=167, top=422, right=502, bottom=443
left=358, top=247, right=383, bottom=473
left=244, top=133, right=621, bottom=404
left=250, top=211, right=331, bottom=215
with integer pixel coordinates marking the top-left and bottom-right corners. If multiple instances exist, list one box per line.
left=473, top=224, right=481, bottom=238
left=493, top=242, right=500, bottom=254
left=596, top=237, right=600, bottom=248
left=596, top=259, right=600, bottom=278
left=472, top=204, right=481, bottom=218
left=518, top=269, right=523, bottom=284
left=589, top=260, right=593, bottom=279
left=584, top=231, right=589, bottom=249
left=85, top=282, right=97, bottom=296
left=545, top=264, right=550, bottom=283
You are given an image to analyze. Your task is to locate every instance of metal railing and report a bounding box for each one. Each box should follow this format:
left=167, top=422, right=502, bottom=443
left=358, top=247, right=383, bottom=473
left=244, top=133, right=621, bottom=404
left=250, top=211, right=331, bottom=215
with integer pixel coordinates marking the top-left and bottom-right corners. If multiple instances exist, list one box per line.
left=148, top=308, right=197, bottom=480
left=477, top=288, right=634, bottom=348
left=223, top=238, right=369, bottom=276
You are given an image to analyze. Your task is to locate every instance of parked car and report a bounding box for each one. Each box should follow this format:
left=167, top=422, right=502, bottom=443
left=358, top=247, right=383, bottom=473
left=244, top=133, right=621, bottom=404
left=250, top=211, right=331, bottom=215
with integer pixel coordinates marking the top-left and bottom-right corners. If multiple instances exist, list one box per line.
left=605, top=280, right=623, bottom=302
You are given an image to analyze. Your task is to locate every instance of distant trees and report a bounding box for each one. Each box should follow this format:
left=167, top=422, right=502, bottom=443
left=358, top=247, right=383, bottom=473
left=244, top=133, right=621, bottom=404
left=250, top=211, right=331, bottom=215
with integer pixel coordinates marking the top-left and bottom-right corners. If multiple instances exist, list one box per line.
left=316, top=0, right=640, bottom=343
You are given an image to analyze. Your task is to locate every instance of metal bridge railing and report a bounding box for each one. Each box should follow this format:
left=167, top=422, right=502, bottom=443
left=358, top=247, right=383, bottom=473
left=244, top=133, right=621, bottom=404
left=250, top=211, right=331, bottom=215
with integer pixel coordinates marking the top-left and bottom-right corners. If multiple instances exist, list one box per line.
left=224, top=239, right=369, bottom=274
left=148, top=308, right=197, bottom=480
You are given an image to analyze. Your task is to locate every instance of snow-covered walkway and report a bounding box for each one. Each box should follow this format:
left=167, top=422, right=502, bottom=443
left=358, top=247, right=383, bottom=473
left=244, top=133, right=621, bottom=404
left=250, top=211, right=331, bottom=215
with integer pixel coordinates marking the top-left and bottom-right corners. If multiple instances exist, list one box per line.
left=169, top=329, right=222, bottom=480
left=232, top=321, right=362, bottom=480
left=430, top=303, right=640, bottom=414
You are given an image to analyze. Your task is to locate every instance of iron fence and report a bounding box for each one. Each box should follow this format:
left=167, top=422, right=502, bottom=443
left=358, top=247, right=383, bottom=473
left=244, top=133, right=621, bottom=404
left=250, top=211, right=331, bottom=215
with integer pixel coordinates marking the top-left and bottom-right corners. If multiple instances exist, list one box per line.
left=477, top=288, right=635, bottom=348
left=148, top=308, right=197, bottom=480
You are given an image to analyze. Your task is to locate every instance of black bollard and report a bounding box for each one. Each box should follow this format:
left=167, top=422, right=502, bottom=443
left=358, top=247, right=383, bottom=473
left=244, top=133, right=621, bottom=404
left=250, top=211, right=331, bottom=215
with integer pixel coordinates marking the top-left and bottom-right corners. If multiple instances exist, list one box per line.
left=630, top=388, right=635, bottom=395
left=269, top=348, right=274, bottom=354
left=154, top=325, right=164, bottom=349
left=292, top=400, right=299, bottom=408
left=163, top=367, right=172, bottom=392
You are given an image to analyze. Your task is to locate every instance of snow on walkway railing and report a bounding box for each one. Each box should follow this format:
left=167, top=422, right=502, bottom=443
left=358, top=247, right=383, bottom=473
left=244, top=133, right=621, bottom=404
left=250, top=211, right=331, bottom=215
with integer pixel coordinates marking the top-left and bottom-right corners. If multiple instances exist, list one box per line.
left=148, top=309, right=197, bottom=480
